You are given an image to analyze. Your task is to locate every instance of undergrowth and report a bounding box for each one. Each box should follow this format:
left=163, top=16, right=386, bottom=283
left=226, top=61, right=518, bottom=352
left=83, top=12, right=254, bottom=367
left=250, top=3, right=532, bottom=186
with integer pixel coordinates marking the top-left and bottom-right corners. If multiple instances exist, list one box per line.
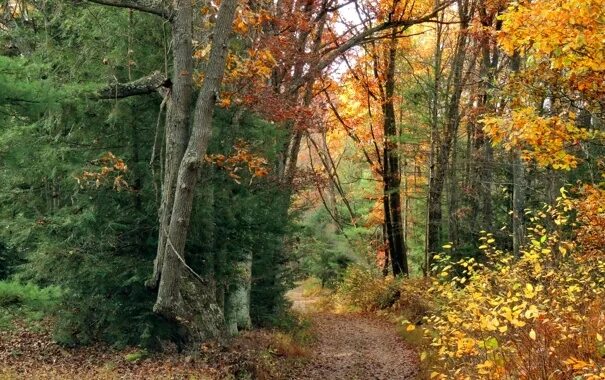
left=333, top=188, right=605, bottom=379
left=0, top=281, right=61, bottom=331
left=271, top=309, right=315, bottom=354
left=300, top=277, right=324, bottom=298
left=237, top=311, right=314, bottom=380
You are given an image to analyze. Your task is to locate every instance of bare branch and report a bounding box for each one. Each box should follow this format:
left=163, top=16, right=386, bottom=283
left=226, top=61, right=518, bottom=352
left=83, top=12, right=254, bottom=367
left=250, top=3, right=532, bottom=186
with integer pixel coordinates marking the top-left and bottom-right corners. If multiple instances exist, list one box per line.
left=93, top=71, right=170, bottom=99
left=85, top=0, right=171, bottom=19
left=289, top=0, right=455, bottom=92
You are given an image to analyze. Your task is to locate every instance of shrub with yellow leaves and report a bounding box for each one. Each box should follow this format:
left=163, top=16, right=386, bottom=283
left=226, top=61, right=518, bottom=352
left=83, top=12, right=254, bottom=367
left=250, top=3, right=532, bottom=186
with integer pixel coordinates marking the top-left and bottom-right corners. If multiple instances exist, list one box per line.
left=335, top=187, right=605, bottom=379
left=332, top=266, right=432, bottom=325
left=423, top=190, right=605, bottom=379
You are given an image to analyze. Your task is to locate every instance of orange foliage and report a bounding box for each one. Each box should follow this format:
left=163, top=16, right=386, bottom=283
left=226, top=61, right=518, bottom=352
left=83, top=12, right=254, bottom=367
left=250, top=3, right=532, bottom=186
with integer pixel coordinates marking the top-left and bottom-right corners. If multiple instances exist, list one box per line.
left=205, top=140, right=269, bottom=184
left=574, top=185, right=605, bottom=260
left=76, top=152, right=129, bottom=191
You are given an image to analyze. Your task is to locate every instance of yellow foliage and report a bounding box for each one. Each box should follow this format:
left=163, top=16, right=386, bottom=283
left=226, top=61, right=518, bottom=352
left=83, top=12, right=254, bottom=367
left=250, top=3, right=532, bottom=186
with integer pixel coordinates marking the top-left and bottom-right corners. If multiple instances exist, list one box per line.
left=500, top=0, right=605, bottom=85
left=422, top=193, right=605, bottom=378
left=484, top=0, right=605, bottom=171
left=483, top=107, right=593, bottom=170
left=335, top=189, right=605, bottom=378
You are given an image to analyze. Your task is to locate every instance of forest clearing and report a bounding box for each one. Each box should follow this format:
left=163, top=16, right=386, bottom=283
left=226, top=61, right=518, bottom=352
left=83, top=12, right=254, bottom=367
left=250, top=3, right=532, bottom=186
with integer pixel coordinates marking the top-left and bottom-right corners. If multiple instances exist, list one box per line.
left=1, top=0, right=605, bottom=378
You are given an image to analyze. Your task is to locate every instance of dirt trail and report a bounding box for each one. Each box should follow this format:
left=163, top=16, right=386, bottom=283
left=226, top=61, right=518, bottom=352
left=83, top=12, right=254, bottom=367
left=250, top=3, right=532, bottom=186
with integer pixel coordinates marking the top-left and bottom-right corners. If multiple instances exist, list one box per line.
left=286, top=286, right=419, bottom=380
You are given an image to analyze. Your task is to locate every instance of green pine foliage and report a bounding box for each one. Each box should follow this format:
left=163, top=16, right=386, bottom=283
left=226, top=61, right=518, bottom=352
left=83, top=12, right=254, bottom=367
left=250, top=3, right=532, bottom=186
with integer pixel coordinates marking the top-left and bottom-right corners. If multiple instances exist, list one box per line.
left=0, top=281, right=61, bottom=331
left=0, top=6, right=168, bottom=348
left=200, top=109, right=293, bottom=327
left=294, top=209, right=353, bottom=288
left=0, top=0, right=298, bottom=349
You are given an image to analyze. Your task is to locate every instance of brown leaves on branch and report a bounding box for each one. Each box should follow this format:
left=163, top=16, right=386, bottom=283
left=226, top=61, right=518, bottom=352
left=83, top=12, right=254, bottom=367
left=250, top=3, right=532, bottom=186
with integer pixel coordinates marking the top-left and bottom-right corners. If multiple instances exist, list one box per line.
left=76, top=152, right=130, bottom=191
left=205, top=140, right=269, bottom=184
left=574, top=185, right=605, bottom=261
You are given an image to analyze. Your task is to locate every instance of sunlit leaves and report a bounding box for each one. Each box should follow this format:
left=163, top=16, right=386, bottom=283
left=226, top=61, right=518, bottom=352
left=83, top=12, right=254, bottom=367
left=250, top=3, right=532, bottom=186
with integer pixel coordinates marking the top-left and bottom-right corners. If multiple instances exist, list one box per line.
left=500, top=0, right=605, bottom=88
left=421, top=192, right=605, bottom=378
left=483, top=107, right=591, bottom=170
left=484, top=0, right=605, bottom=171
left=76, top=152, right=130, bottom=191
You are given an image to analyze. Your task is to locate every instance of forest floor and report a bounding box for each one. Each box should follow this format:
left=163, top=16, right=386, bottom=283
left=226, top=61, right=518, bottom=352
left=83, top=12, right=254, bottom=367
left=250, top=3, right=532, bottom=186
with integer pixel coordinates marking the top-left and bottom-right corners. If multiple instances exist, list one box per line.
left=0, top=284, right=419, bottom=379
left=0, top=323, right=270, bottom=379
left=284, top=284, right=420, bottom=380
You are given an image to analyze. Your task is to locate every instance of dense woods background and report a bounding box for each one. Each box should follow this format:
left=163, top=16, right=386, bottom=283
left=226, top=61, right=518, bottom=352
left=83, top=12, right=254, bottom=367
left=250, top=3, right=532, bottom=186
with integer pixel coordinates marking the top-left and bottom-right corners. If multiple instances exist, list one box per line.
left=1, top=0, right=605, bottom=377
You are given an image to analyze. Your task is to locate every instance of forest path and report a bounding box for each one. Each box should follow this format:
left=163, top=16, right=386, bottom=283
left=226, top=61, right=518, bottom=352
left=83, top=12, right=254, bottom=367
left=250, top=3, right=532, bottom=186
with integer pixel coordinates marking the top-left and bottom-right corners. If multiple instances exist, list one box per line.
left=285, top=285, right=419, bottom=380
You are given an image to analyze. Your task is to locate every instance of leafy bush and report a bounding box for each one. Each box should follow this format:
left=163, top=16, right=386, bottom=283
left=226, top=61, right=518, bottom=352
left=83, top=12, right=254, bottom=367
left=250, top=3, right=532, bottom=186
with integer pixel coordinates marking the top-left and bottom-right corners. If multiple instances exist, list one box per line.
left=416, top=190, right=605, bottom=379
left=333, top=189, right=605, bottom=379
left=333, top=266, right=432, bottom=322
left=334, top=266, right=400, bottom=311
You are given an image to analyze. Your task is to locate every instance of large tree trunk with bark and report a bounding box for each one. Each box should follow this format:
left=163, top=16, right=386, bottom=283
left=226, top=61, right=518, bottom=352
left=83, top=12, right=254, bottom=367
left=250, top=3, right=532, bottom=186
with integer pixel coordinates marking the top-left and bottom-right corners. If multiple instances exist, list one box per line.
left=152, top=0, right=238, bottom=340
left=147, top=0, right=193, bottom=292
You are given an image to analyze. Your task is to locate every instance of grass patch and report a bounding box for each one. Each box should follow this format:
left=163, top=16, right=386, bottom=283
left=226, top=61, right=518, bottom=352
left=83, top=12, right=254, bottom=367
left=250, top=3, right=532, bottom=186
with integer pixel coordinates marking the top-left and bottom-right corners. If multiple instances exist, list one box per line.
left=0, top=281, right=61, bottom=331
left=300, top=277, right=323, bottom=298
left=269, top=331, right=310, bottom=358
left=263, top=310, right=315, bottom=361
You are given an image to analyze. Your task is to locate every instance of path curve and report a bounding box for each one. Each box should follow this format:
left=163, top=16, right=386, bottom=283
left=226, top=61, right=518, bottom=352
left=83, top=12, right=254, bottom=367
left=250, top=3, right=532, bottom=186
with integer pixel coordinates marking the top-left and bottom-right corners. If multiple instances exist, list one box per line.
left=286, top=286, right=420, bottom=380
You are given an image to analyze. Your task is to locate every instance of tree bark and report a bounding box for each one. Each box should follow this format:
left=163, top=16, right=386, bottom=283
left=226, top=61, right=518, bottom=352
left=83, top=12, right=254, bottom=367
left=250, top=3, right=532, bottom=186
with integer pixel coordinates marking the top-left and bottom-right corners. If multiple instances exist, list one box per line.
left=510, top=50, right=525, bottom=257
left=225, top=251, right=253, bottom=335
left=152, top=0, right=238, bottom=340
left=469, top=2, right=502, bottom=234
left=447, top=123, right=460, bottom=246
left=147, top=0, right=194, bottom=291
left=382, top=32, right=408, bottom=277
left=427, top=0, right=471, bottom=266
left=94, top=71, right=169, bottom=99
left=512, top=153, right=525, bottom=257
left=425, top=10, right=443, bottom=276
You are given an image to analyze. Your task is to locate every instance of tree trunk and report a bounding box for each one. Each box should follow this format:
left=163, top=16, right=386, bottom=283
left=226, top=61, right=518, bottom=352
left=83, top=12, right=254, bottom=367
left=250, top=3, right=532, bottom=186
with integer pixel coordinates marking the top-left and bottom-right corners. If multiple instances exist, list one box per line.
left=425, top=11, right=443, bottom=275
left=510, top=50, right=524, bottom=258
left=153, top=0, right=238, bottom=340
left=426, top=0, right=471, bottom=266
left=225, top=251, right=253, bottom=335
left=382, top=222, right=390, bottom=276
left=382, top=33, right=408, bottom=277
left=512, top=153, right=525, bottom=257
left=471, top=3, right=501, bottom=234
left=447, top=126, right=460, bottom=246
left=147, top=0, right=193, bottom=290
